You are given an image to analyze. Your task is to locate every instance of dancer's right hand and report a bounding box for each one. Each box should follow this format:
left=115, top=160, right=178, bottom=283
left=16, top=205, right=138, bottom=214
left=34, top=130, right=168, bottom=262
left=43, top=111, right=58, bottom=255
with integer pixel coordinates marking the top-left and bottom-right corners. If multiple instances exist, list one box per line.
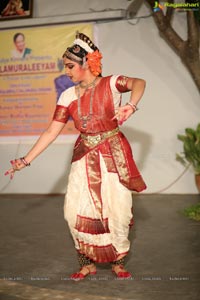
left=4, top=159, right=26, bottom=180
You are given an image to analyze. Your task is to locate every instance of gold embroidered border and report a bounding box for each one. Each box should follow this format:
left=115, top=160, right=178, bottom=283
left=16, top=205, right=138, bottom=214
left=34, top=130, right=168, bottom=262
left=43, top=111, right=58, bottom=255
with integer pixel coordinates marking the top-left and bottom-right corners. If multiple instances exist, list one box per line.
left=101, top=154, right=117, bottom=173
left=108, top=133, right=146, bottom=191
left=86, top=149, right=103, bottom=217
left=109, top=134, right=130, bottom=187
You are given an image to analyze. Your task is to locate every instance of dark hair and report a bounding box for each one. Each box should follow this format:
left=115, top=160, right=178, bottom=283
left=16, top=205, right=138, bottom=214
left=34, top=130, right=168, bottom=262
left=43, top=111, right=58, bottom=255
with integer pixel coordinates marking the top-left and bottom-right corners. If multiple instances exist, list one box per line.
left=13, top=33, right=25, bottom=43
left=62, top=32, right=99, bottom=65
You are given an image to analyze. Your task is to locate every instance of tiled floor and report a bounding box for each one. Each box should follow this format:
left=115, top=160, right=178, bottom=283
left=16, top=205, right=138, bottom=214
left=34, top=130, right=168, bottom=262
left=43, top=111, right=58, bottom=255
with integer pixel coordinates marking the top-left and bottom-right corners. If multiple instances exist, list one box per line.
left=0, top=194, right=200, bottom=300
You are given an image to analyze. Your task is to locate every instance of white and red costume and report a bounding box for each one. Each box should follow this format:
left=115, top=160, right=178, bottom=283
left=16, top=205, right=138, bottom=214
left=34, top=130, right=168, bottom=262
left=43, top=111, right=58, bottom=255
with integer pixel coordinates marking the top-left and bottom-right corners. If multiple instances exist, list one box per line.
left=53, top=75, right=146, bottom=263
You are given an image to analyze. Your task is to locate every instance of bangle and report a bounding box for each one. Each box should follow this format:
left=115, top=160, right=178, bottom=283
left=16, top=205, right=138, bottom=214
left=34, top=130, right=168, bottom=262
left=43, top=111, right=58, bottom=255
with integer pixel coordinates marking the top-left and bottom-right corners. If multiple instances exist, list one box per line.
left=126, top=102, right=138, bottom=112
left=20, top=157, right=31, bottom=166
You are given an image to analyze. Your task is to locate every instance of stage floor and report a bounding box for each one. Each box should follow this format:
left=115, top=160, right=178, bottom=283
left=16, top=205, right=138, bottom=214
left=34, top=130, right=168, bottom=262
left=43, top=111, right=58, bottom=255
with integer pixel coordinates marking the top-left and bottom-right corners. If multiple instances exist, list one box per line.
left=0, top=194, right=200, bottom=300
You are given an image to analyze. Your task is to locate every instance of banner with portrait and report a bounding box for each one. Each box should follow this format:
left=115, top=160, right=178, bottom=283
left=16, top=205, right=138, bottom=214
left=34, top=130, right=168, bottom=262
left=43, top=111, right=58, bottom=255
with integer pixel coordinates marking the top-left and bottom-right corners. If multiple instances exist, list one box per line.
left=0, top=23, right=94, bottom=142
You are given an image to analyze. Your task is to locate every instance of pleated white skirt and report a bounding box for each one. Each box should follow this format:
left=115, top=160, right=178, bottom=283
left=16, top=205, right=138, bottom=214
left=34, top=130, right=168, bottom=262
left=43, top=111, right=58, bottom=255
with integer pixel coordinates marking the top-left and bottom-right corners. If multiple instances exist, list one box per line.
left=63, top=152, right=133, bottom=262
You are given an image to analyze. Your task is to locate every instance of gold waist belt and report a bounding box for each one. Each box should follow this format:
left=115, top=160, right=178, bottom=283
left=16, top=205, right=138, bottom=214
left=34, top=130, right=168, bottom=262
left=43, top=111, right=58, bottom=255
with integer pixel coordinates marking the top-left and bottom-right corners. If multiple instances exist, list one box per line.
left=81, top=127, right=119, bottom=147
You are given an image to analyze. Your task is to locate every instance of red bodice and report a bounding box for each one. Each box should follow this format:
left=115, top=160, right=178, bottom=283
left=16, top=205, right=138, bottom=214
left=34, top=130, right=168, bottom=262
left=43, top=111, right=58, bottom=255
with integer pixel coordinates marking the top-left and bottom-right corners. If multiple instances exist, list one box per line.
left=69, top=76, right=118, bottom=133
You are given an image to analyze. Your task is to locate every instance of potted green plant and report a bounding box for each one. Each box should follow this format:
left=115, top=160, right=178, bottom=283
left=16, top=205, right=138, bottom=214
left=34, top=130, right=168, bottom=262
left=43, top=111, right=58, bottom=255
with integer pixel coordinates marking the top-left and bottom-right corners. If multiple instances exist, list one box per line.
left=176, top=123, right=200, bottom=193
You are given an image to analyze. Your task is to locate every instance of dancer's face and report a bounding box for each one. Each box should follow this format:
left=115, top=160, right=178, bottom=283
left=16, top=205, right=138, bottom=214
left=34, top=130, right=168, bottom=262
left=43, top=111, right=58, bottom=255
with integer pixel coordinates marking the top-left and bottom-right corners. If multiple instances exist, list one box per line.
left=63, top=57, right=86, bottom=83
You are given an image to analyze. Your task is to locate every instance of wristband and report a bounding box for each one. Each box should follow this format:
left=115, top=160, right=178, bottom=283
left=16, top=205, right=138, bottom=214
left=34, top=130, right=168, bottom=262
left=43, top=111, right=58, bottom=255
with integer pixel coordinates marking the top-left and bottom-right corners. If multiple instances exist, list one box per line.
left=20, top=157, right=31, bottom=166
left=126, top=102, right=138, bottom=112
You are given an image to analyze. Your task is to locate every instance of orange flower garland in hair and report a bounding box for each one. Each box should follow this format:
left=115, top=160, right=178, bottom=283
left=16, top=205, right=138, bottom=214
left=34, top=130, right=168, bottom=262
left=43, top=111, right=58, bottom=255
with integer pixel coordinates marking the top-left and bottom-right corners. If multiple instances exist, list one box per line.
left=86, top=50, right=103, bottom=76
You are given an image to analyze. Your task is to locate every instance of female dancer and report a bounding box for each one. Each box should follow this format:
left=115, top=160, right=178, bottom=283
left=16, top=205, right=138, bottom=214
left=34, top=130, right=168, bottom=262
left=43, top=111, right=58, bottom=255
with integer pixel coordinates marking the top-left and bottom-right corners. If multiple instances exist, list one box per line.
left=5, top=32, right=147, bottom=280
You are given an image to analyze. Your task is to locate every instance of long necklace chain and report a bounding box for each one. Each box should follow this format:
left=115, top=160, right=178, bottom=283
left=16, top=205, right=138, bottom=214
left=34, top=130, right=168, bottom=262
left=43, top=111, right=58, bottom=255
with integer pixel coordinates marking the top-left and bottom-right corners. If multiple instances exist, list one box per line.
left=77, top=78, right=97, bottom=129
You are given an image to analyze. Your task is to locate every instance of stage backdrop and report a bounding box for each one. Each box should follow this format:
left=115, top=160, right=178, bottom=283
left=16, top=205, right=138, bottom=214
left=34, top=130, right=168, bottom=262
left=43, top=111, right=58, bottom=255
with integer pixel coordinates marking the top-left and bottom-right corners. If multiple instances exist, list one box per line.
left=0, top=23, right=94, bottom=142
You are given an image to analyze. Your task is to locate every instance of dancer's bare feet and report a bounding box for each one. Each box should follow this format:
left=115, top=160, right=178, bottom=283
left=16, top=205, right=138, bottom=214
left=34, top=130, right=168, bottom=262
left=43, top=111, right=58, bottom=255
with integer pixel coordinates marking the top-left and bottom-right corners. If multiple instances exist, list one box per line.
left=70, top=263, right=97, bottom=280
left=112, top=264, right=132, bottom=279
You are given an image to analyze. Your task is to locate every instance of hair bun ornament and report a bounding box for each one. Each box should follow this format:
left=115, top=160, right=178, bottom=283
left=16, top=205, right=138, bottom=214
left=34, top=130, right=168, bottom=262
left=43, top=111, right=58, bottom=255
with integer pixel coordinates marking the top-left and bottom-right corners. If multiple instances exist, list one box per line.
left=75, top=31, right=98, bottom=52
left=86, top=50, right=102, bottom=76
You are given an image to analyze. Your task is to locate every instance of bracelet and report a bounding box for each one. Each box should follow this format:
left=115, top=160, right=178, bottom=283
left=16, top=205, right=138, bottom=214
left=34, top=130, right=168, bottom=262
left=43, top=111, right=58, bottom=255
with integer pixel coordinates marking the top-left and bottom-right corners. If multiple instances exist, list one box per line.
left=126, top=102, right=138, bottom=112
left=20, top=157, right=31, bottom=167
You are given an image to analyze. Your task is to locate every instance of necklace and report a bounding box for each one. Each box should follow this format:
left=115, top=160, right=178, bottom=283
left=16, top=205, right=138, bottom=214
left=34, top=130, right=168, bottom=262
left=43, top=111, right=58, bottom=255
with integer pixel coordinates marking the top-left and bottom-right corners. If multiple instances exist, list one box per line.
left=77, top=78, right=97, bottom=129
left=79, top=77, right=97, bottom=89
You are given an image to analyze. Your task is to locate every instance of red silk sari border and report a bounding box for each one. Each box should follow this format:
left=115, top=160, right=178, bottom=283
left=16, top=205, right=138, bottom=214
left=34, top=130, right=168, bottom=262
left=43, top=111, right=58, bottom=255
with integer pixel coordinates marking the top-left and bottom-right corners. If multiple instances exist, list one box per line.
left=75, top=215, right=110, bottom=234
left=77, top=239, right=118, bottom=263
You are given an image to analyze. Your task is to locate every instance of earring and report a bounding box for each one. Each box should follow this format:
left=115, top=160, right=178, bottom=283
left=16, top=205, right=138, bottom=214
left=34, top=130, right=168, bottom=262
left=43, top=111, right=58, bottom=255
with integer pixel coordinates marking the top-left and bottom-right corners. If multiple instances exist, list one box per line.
left=82, top=56, right=87, bottom=68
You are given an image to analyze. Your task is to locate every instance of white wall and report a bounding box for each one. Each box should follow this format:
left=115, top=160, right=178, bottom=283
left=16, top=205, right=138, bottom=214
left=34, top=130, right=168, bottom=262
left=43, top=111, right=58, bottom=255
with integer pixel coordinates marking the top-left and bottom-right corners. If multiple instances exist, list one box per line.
left=0, top=1, right=199, bottom=194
